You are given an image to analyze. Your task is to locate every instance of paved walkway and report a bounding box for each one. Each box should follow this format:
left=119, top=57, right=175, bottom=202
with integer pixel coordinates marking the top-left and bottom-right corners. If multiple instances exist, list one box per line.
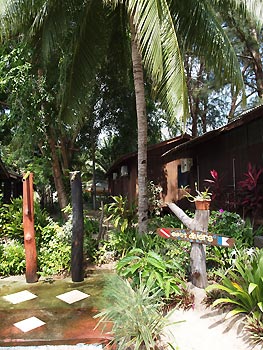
left=0, top=345, right=102, bottom=350
left=0, top=274, right=112, bottom=348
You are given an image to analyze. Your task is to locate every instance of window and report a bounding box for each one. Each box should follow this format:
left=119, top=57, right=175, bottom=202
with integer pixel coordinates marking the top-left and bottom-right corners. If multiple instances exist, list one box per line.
left=178, top=165, right=189, bottom=187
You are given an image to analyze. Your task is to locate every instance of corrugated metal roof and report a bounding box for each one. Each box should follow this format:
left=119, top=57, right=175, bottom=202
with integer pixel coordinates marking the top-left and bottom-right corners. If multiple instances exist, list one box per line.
left=162, top=104, right=263, bottom=157
left=107, top=134, right=191, bottom=174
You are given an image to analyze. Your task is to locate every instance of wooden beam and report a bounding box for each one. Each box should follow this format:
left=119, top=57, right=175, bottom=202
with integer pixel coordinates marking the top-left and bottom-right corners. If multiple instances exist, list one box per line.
left=70, top=171, right=84, bottom=282
left=23, top=172, right=38, bottom=283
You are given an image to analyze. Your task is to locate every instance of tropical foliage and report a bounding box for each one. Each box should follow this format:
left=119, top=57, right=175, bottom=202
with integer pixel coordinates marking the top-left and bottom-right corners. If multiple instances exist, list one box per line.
left=116, top=248, right=186, bottom=301
left=95, top=275, right=173, bottom=350
left=206, top=248, right=263, bottom=321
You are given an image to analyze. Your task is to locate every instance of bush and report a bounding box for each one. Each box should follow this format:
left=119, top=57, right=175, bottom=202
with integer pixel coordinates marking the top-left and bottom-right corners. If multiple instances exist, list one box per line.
left=0, top=240, right=26, bottom=276
left=0, top=198, right=23, bottom=242
left=37, top=218, right=71, bottom=277
left=38, top=239, right=71, bottom=277
left=208, top=209, right=253, bottom=245
left=0, top=198, right=72, bottom=277
left=206, top=247, right=263, bottom=321
left=95, top=276, right=172, bottom=350
left=116, top=248, right=187, bottom=302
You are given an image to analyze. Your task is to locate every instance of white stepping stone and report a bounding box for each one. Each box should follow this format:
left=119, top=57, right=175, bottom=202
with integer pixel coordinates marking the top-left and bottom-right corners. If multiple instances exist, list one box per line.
left=13, top=316, right=45, bottom=332
left=3, top=290, right=37, bottom=304
left=56, top=290, right=90, bottom=304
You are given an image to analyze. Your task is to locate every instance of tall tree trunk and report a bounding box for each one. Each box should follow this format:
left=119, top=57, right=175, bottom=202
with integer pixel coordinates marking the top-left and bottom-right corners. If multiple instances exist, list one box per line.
left=47, top=131, right=69, bottom=218
left=130, top=16, right=148, bottom=234
left=92, top=141, right=97, bottom=210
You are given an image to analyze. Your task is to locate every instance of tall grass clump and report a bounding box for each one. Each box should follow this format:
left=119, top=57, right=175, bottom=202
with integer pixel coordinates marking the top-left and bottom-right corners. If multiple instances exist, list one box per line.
left=95, top=275, right=174, bottom=350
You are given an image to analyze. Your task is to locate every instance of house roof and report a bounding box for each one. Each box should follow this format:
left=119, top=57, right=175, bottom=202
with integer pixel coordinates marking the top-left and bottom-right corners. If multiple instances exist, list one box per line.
left=0, top=157, right=9, bottom=179
left=162, top=104, right=263, bottom=158
left=107, top=134, right=192, bottom=174
left=0, top=157, right=22, bottom=181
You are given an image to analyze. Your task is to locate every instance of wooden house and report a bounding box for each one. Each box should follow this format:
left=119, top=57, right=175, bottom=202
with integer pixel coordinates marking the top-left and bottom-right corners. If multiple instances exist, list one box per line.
left=107, top=134, right=192, bottom=205
left=0, top=158, right=22, bottom=203
left=107, top=105, right=263, bottom=210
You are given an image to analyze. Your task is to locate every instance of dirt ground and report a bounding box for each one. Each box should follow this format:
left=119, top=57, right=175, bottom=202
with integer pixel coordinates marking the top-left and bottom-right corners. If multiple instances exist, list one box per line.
left=162, top=284, right=262, bottom=350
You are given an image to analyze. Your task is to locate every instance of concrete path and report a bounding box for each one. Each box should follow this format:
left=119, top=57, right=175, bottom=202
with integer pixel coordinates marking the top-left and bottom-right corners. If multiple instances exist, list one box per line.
left=0, top=345, right=102, bottom=350
left=0, top=274, right=112, bottom=348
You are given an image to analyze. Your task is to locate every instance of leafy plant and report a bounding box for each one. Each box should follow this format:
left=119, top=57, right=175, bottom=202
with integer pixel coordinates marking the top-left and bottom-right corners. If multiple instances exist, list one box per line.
left=148, top=214, right=183, bottom=231
left=0, top=198, right=23, bottom=242
left=204, top=169, right=222, bottom=200
left=95, top=276, right=173, bottom=350
left=116, top=248, right=187, bottom=301
left=104, top=195, right=137, bottom=232
left=0, top=240, right=26, bottom=276
left=147, top=181, right=163, bottom=216
left=38, top=240, right=71, bottom=277
left=245, top=314, right=263, bottom=346
left=181, top=183, right=211, bottom=202
left=236, top=162, right=263, bottom=222
left=206, top=248, right=263, bottom=320
left=208, top=210, right=254, bottom=247
left=37, top=219, right=71, bottom=277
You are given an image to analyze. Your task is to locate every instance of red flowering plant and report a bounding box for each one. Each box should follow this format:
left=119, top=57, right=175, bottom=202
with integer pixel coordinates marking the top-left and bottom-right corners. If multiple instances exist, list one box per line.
left=204, top=169, right=227, bottom=209
left=237, top=163, right=263, bottom=223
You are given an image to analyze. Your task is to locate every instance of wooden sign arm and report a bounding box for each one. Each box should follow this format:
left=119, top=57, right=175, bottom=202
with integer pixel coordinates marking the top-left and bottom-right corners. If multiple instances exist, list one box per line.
left=167, top=203, right=195, bottom=230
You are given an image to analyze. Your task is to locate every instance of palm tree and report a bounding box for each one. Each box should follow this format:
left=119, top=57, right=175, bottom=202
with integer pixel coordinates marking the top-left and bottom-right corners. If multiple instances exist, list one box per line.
left=1, top=0, right=263, bottom=232
left=104, top=0, right=263, bottom=233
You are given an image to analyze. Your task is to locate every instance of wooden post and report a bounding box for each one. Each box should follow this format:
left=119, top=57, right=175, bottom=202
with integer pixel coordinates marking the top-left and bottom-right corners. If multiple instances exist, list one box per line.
left=70, top=171, right=84, bottom=282
left=190, top=210, right=208, bottom=288
left=23, top=172, right=38, bottom=283
left=168, top=203, right=209, bottom=289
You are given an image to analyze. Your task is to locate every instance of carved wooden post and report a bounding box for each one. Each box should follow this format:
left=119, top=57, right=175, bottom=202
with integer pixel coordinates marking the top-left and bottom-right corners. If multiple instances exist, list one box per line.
left=168, top=203, right=209, bottom=288
left=23, top=172, right=38, bottom=283
left=70, top=171, right=84, bottom=282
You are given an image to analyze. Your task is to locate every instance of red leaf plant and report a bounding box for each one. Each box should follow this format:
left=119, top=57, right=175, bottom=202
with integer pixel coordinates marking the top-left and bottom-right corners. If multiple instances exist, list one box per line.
left=237, top=162, right=263, bottom=221
left=204, top=169, right=223, bottom=200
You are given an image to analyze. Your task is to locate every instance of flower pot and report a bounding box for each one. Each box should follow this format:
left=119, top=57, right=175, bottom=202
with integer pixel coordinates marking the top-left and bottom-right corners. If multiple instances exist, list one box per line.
left=195, top=200, right=211, bottom=210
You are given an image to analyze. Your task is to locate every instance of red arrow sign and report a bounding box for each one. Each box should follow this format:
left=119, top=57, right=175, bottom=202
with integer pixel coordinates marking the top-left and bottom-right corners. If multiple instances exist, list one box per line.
left=158, top=228, right=171, bottom=238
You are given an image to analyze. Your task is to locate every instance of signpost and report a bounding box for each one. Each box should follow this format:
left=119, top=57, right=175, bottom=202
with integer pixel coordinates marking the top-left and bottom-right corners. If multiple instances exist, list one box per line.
left=157, top=228, right=235, bottom=247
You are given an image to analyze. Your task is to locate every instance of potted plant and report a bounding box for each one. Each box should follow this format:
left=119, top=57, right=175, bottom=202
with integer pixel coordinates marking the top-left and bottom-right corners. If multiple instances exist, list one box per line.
left=181, top=183, right=212, bottom=210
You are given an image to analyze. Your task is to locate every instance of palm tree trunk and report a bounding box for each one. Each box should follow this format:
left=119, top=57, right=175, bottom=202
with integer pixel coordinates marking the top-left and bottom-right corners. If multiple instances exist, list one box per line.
left=130, top=16, right=148, bottom=234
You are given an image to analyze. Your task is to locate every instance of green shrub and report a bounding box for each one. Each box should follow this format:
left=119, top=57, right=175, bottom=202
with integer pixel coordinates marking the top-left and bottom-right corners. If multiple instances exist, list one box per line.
left=208, top=210, right=254, bottom=246
left=95, top=276, right=173, bottom=350
left=147, top=181, right=163, bottom=216
left=206, top=247, right=263, bottom=320
left=95, top=227, right=138, bottom=264
left=148, top=214, right=183, bottom=231
left=38, top=240, right=71, bottom=277
left=245, top=314, right=263, bottom=346
left=37, top=219, right=71, bottom=277
left=83, top=216, right=99, bottom=260
left=0, top=197, right=51, bottom=244
left=104, top=195, right=137, bottom=233
left=206, top=210, right=255, bottom=275
left=0, top=198, right=23, bottom=242
left=0, top=240, right=25, bottom=276
left=117, top=248, right=187, bottom=301
left=95, top=214, right=190, bottom=271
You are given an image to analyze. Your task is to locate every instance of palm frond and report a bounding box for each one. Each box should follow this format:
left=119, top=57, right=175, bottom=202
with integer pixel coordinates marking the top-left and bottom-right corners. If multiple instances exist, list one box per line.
left=127, top=0, right=188, bottom=122
left=171, top=0, right=245, bottom=95
left=214, top=0, right=263, bottom=28
left=58, top=0, right=109, bottom=120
